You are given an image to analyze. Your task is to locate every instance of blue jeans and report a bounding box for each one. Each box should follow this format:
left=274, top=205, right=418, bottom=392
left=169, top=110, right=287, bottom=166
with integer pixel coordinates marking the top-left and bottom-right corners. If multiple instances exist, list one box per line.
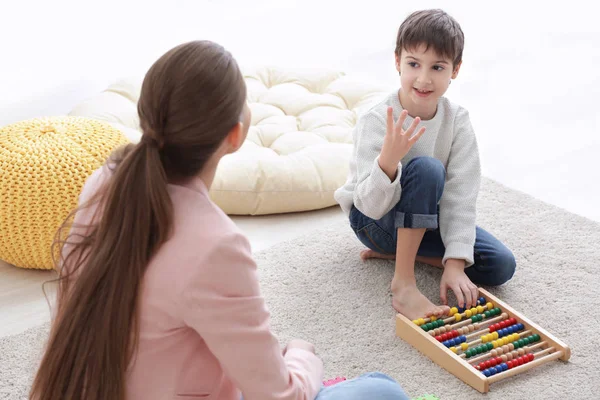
left=315, top=372, right=408, bottom=400
left=241, top=372, right=407, bottom=400
left=349, top=157, right=516, bottom=287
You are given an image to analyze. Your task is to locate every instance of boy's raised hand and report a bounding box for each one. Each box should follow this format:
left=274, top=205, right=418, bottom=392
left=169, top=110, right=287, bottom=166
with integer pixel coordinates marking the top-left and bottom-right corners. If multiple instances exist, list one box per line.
left=378, top=108, right=426, bottom=181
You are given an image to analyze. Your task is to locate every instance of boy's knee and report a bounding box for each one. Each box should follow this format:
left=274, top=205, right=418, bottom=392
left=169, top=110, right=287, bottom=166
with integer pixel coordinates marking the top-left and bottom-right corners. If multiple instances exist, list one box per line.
left=357, top=372, right=409, bottom=400
left=490, top=250, right=516, bottom=286
left=405, top=157, right=445, bottom=186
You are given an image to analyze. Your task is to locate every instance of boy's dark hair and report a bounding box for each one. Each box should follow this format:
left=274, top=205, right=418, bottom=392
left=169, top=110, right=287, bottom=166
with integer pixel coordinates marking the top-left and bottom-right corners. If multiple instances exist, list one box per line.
left=395, top=9, right=464, bottom=67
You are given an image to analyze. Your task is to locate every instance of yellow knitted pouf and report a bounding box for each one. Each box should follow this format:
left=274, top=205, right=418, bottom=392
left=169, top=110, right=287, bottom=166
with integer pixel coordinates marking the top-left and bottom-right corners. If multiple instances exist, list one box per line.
left=0, top=116, right=130, bottom=269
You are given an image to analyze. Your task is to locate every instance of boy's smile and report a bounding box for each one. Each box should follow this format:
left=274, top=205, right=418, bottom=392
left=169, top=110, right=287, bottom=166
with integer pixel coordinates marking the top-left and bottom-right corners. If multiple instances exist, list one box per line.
left=395, top=44, right=461, bottom=120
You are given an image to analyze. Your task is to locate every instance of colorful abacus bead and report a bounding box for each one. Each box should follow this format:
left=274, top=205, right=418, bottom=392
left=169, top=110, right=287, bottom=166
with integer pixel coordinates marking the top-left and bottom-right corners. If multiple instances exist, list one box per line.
left=421, top=318, right=445, bottom=332
left=482, top=353, right=535, bottom=376
left=488, top=317, right=518, bottom=332
left=481, top=323, right=524, bottom=343
left=436, top=330, right=459, bottom=342
left=443, top=335, right=467, bottom=348
left=477, top=297, right=486, bottom=306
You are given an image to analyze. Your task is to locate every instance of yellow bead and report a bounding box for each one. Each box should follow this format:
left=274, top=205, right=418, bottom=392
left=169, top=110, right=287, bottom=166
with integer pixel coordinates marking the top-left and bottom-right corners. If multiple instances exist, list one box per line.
left=514, top=333, right=520, bottom=339
left=450, top=347, right=457, bottom=353
left=455, top=313, right=462, bottom=322
left=417, top=318, right=425, bottom=326
left=471, top=308, right=477, bottom=315
left=450, top=307, right=458, bottom=316
left=503, top=337, right=509, bottom=345
left=492, top=332, right=499, bottom=340
left=413, top=320, right=419, bottom=325
left=465, top=310, right=472, bottom=317
left=493, top=341, right=499, bottom=348
left=477, top=306, right=484, bottom=313
left=486, top=302, right=494, bottom=310
left=430, top=316, right=437, bottom=322
left=461, top=343, right=469, bottom=351
left=481, top=335, right=487, bottom=343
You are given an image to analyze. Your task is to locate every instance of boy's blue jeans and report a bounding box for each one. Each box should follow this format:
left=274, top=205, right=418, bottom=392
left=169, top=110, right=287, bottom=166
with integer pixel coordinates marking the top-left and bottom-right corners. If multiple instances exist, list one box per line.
left=315, top=372, right=408, bottom=400
left=242, top=372, right=408, bottom=400
left=349, top=157, right=516, bottom=287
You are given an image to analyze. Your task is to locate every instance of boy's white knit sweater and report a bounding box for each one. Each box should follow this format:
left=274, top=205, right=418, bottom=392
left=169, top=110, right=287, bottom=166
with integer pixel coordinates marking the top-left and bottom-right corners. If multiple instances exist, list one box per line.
left=334, top=90, right=481, bottom=266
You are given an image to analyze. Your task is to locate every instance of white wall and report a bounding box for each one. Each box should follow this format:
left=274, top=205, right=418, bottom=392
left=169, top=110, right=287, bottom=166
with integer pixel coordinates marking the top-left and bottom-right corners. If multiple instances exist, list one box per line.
left=1, top=0, right=599, bottom=220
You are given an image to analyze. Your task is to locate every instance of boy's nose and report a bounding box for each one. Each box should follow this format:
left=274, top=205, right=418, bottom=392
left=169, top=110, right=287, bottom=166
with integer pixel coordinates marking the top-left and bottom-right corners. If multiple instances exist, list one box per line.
left=417, top=73, right=433, bottom=84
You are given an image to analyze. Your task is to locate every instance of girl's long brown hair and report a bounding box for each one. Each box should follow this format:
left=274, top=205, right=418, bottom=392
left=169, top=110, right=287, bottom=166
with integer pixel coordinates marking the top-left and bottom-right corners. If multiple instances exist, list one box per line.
left=30, top=40, right=247, bottom=400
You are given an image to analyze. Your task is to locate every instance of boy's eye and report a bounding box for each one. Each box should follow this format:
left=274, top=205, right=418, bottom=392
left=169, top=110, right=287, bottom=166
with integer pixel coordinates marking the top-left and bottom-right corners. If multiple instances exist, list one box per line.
left=433, top=65, right=445, bottom=71
left=408, top=62, right=419, bottom=68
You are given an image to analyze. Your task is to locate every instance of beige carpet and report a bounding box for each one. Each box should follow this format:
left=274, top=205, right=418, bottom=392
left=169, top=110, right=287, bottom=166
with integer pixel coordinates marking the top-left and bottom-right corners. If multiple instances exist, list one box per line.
left=2, top=177, right=599, bottom=399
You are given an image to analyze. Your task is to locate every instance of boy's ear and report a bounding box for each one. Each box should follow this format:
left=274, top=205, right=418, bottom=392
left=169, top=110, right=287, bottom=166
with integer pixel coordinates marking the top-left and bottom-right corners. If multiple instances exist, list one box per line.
left=394, top=52, right=401, bottom=74
left=451, top=61, right=462, bottom=79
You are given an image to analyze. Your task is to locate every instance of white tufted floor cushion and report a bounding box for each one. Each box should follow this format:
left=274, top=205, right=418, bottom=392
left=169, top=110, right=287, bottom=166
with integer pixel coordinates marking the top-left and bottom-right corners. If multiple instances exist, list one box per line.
left=69, top=67, right=388, bottom=215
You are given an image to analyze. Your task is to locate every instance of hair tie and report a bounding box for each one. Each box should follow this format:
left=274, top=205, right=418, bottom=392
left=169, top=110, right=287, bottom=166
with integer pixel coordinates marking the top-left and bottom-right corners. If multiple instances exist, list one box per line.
left=141, top=132, right=165, bottom=150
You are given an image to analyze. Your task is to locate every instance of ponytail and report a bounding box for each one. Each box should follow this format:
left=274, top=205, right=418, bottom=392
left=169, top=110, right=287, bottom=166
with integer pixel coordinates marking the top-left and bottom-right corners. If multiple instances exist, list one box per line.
left=30, top=142, right=172, bottom=400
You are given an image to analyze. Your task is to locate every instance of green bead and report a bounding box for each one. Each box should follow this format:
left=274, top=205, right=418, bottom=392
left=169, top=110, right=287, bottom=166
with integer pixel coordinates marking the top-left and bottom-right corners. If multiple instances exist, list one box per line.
left=484, top=311, right=491, bottom=318
left=487, top=343, right=494, bottom=351
left=494, top=308, right=501, bottom=315
left=477, top=346, right=484, bottom=354
left=534, top=334, right=541, bottom=341
left=438, top=320, right=445, bottom=327
left=421, top=325, right=428, bottom=331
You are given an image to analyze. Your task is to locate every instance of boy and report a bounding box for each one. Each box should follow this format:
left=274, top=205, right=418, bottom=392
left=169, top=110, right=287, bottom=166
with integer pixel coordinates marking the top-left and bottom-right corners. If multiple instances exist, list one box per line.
left=334, top=9, right=516, bottom=320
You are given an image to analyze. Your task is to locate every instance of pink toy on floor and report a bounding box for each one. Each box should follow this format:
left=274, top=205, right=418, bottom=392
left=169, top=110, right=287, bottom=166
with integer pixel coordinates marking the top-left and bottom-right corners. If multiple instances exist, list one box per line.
left=322, top=377, right=347, bottom=387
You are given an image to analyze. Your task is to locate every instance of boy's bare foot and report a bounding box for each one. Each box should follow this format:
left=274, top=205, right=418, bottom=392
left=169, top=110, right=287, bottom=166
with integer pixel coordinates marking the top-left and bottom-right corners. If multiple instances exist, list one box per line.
left=360, top=249, right=396, bottom=261
left=391, top=283, right=450, bottom=320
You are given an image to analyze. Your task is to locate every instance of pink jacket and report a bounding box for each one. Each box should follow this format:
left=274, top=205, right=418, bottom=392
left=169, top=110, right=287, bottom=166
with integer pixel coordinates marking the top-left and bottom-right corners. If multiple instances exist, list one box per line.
left=72, top=166, right=324, bottom=400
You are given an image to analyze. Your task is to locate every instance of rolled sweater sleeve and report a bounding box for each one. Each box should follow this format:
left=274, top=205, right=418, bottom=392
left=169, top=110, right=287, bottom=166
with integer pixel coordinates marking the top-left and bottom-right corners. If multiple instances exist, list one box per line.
left=439, top=107, right=481, bottom=267
left=352, top=111, right=403, bottom=220
left=180, top=232, right=323, bottom=400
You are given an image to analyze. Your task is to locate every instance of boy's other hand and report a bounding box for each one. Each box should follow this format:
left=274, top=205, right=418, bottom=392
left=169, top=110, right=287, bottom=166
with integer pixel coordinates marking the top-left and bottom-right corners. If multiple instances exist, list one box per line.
left=440, top=259, right=478, bottom=309
left=378, top=107, right=426, bottom=181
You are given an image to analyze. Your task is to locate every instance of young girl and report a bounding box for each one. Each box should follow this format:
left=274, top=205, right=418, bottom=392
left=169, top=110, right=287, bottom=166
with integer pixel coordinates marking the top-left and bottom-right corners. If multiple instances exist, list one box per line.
left=30, top=41, right=408, bottom=400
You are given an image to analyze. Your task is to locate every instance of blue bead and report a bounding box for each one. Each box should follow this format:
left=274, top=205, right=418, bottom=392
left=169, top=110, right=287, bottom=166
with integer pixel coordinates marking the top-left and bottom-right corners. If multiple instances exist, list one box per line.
left=501, top=363, right=509, bottom=371
left=478, top=297, right=486, bottom=305
left=483, top=369, right=491, bottom=377
left=508, top=326, right=515, bottom=334
left=458, top=306, right=466, bottom=313
left=518, top=323, right=524, bottom=330
left=460, top=335, right=467, bottom=343
left=499, top=328, right=507, bottom=336
left=490, top=367, right=498, bottom=375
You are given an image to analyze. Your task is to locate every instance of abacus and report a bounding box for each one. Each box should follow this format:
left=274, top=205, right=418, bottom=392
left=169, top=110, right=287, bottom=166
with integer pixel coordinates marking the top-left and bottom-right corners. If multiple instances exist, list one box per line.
left=395, top=288, right=570, bottom=393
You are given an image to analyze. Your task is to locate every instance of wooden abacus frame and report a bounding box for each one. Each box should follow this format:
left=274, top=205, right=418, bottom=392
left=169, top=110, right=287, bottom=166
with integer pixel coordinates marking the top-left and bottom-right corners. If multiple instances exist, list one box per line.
left=395, top=288, right=570, bottom=393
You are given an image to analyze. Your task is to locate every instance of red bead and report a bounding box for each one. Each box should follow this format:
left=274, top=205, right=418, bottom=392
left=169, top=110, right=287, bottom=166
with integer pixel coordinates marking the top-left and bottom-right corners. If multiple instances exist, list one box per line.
left=435, top=335, right=442, bottom=341
left=510, top=317, right=517, bottom=324
left=476, top=365, right=481, bottom=370
left=517, top=357, right=524, bottom=365
left=500, top=321, right=507, bottom=328
left=495, top=356, right=503, bottom=365
left=507, top=361, right=514, bottom=369
left=528, top=353, right=535, bottom=362
left=489, top=324, right=497, bottom=332
left=484, top=360, right=493, bottom=368
left=452, top=330, right=458, bottom=338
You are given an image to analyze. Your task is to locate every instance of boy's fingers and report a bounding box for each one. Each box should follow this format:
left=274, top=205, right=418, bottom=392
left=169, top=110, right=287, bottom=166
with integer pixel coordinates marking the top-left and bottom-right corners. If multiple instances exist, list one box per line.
left=469, top=285, right=478, bottom=309
left=386, top=107, right=394, bottom=136
left=440, top=283, right=448, bottom=305
left=409, top=127, right=426, bottom=142
left=404, top=116, right=421, bottom=136
left=453, top=284, right=465, bottom=310
left=396, top=110, right=408, bottom=132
